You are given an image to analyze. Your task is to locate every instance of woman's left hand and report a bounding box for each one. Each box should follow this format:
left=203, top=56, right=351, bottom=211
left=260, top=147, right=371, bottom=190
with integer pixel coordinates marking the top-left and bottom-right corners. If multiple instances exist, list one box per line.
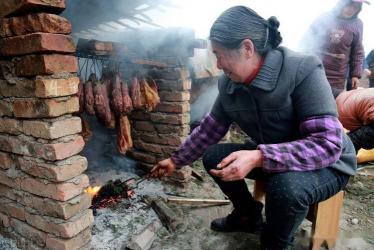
left=210, top=150, right=263, bottom=181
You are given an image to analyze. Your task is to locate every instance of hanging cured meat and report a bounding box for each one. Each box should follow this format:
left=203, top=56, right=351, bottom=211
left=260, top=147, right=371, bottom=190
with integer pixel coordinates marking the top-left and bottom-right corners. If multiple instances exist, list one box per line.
left=111, top=74, right=124, bottom=115
left=140, top=78, right=160, bottom=111
left=130, top=77, right=143, bottom=109
left=77, top=77, right=85, bottom=114
left=121, top=80, right=133, bottom=115
left=84, top=73, right=96, bottom=115
left=117, top=115, right=133, bottom=154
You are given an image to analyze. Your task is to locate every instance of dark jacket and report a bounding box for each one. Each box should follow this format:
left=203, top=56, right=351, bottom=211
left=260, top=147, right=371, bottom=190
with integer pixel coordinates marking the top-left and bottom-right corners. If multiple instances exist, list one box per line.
left=211, top=47, right=356, bottom=175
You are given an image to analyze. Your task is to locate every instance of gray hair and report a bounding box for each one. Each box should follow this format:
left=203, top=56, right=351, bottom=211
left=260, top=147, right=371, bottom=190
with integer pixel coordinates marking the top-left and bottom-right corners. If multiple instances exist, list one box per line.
left=209, top=6, right=282, bottom=55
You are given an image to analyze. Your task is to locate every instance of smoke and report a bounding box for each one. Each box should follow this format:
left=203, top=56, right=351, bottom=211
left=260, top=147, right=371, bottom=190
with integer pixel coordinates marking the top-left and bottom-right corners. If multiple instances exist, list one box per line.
left=190, top=80, right=219, bottom=123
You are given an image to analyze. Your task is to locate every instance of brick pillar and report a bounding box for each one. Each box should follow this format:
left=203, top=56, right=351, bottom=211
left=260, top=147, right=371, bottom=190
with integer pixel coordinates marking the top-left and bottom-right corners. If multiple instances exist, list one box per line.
left=0, top=1, right=93, bottom=249
left=128, top=67, right=192, bottom=184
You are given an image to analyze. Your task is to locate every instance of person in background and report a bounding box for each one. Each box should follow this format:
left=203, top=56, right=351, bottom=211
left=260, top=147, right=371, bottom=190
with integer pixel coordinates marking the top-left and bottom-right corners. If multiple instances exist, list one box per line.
left=151, top=6, right=356, bottom=250
left=300, top=0, right=369, bottom=98
left=336, top=88, right=374, bottom=152
left=364, top=49, right=374, bottom=87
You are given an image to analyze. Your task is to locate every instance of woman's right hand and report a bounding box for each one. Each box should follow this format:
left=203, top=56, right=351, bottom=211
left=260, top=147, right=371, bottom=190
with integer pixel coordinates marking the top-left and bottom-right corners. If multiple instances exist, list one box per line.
left=150, top=158, right=176, bottom=178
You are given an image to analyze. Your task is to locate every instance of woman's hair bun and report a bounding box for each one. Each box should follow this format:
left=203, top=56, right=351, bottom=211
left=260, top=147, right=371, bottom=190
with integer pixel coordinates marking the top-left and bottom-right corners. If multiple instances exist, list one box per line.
left=267, top=16, right=280, bottom=29
left=267, top=16, right=282, bottom=48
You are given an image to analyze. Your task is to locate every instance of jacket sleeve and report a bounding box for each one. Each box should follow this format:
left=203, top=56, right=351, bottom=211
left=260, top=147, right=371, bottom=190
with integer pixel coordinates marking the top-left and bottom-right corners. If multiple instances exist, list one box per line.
left=349, top=20, right=365, bottom=78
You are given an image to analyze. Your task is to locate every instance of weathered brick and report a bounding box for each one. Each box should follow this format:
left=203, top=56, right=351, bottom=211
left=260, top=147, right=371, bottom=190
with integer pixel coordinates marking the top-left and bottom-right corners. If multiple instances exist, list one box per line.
left=9, top=231, right=44, bottom=250
left=0, top=134, right=84, bottom=161
left=0, top=152, right=17, bottom=170
left=0, top=78, right=36, bottom=98
left=127, top=150, right=157, bottom=164
left=26, top=209, right=93, bottom=238
left=150, top=68, right=190, bottom=81
left=0, top=169, right=22, bottom=189
left=155, top=124, right=190, bottom=136
left=0, top=118, right=22, bottom=135
left=133, top=131, right=186, bottom=146
left=156, top=79, right=191, bottom=91
left=133, top=121, right=155, bottom=132
left=130, top=110, right=151, bottom=121
left=0, top=183, right=17, bottom=200
left=35, top=76, right=79, bottom=98
left=0, top=99, right=13, bottom=117
left=15, top=54, right=77, bottom=76
left=23, top=116, right=82, bottom=139
left=13, top=96, right=79, bottom=118
left=159, top=91, right=190, bottom=102
left=0, top=13, right=71, bottom=38
left=154, top=102, right=190, bottom=113
left=133, top=140, right=177, bottom=155
left=18, top=155, right=87, bottom=182
left=150, top=113, right=190, bottom=125
left=0, top=197, right=25, bottom=221
left=0, top=33, right=75, bottom=57
left=21, top=174, right=89, bottom=201
left=0, top=0, right=66, bottom=18
left=18, top=191, right=91, bottom=220
left=0, top=211, right=10, bottom=227
left=46, top=227, right=91, bottom=250
left=10, top=218, right=46, bottom=247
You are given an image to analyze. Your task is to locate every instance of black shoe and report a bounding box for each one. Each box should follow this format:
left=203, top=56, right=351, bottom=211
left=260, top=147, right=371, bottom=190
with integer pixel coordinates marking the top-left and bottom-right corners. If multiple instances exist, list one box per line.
left=211, top=203, right=263, bottom=233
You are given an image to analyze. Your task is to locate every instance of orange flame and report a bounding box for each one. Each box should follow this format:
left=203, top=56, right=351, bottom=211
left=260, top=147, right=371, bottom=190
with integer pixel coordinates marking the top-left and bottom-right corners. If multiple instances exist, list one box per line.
left=85, top=186, right=101, bottom=197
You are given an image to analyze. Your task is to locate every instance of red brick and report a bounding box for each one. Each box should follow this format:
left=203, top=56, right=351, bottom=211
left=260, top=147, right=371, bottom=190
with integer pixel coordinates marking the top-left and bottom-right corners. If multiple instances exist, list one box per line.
left=154, top=102, right=190, bottom=113
left=35, top=76, right=79, bottom=98
left=0, top=211, right=10, bottom=227
left=0, top=0, right=66, bottom=18
left=159, top=91, right=190, bottom=102
left=0, top=78, right=36, bottom=98
left=133, top=140, right=177, bottom=155
left=0, top=197, right=26, bottom=221
left=18, top=155, right=87, bottom=182
left=10, top=218, right=47, bottom=247
left=150, top=113, right=190, bottom=125
left=15, top=54, right=77, bottom=76
left=0, top=13, right=71, bottom=38
left=26, top=209, right=93, bottom=238
left=130, top=110, right=151, bottom=121
left=0, top=134, right=84, bottom=161
left=18, top=191, right=91, bottom=220
left=0, top=33, right=75, bottom=57
left=46, top=227, right=91, bottom=250
left=21, top=174, right=89, bottom=202
left=23, top=116, right=82, bottom=139
left=151, top=68, right=190, bottom=80
left=0, top=118, right=22, bottom=135
left=0, top=152, right=17, bottom=170
left=13, top=96, right=79, bottom=118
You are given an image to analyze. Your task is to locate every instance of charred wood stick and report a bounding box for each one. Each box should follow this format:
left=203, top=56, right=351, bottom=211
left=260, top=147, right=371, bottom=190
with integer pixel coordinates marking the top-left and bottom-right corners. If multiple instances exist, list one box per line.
left=166, top=197, right=230, bottom=206
left=190, top=168, right=204, bottom=182
left=149, top=198, right=182, bottom=232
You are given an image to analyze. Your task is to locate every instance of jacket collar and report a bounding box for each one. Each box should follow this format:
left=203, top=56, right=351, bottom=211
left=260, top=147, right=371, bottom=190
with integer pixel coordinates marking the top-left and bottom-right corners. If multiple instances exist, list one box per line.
left=226, top=48, right=284, bottom=94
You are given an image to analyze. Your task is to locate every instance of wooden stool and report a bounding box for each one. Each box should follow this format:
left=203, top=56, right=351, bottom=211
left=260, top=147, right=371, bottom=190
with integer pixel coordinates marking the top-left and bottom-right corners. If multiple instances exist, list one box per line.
left=253, top=180, right=344, bottom=250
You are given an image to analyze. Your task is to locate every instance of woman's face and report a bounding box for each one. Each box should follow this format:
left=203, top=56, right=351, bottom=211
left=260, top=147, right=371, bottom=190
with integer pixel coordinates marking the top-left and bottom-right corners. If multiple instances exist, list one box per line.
left=211, top=42, right=251, bottom=83
left=340, top=2, right=362, bottom=18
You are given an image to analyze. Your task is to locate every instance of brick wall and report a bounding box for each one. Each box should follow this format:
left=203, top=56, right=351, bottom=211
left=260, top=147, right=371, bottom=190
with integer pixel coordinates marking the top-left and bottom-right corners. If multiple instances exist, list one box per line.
left=0, top=1, right=93, bottom=249
left=128, top=67, right=192, bottom=184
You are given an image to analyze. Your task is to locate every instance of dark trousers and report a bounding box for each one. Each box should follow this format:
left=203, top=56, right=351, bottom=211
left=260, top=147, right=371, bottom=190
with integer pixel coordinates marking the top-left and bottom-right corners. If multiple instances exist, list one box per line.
left=202, top=143, right=350, bottom=250
left=348, top=124, right=374, bottom=153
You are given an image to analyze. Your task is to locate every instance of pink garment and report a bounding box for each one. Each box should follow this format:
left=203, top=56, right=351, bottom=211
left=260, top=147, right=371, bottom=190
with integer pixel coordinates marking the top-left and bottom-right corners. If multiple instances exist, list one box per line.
left=336, top=88, right=374, bottom=130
